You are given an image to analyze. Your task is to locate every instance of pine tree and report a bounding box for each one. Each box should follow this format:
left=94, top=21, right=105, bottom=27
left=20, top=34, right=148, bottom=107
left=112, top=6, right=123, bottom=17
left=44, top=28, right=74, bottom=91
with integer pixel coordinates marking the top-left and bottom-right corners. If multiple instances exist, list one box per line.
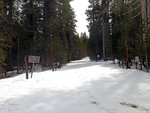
left=86, top=0, right=103, bottom=60
left=0, top=0, right=6, bottom=73
left=110, top=0, right=142, bottom=61
left=0, top=0, right=89, bottom=74
left=1, top=0, right=15, bottom=71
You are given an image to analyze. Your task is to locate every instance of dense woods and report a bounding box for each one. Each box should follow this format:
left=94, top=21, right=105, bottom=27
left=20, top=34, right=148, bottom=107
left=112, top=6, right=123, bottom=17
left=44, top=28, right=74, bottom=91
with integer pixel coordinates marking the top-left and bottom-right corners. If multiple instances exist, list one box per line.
left=0, top=0, right=88, bottom=74
left=86, top=0, right=150, bottom=70
left=1, top=0, right=150, bottom=75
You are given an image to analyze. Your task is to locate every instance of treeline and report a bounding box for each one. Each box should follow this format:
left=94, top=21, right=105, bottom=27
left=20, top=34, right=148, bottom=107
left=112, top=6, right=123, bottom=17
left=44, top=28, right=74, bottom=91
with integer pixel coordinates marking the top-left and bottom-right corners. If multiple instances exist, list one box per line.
left=0, top=0, right=88, bottom=73
left=86, top=0, right=150, bottom=70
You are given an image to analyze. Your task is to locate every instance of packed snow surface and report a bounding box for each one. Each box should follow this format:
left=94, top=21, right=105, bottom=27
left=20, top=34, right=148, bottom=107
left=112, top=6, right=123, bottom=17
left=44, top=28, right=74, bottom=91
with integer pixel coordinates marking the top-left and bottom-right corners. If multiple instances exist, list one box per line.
left=0, top=57, right=150, bottom=113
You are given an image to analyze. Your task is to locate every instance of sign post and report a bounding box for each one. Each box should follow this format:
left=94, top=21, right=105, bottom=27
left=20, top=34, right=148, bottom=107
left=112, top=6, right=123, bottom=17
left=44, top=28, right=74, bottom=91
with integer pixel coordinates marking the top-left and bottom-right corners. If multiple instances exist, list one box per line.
left=24, top=56, right=28, bottom=79
left=51, top=48, right=54, bottom=71
left=28, top=56, right=40, bottom=78
left=24, top=55, right=40, bottom=79
left=31, top=62, right=34, bottom=78
left=126, top=46, right=129, bottom=69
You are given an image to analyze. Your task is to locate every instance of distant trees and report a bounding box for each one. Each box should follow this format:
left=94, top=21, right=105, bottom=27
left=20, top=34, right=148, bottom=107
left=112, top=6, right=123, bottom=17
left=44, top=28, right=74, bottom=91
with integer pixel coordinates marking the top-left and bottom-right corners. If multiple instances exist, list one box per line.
left=0, top=0, right=87, bottom=74
left=86, top=0, right=103, bottom=60
left=86, top=0, right=150, bottom=70
left=80, top=32, right=89, bottom=56
left=110, top=0, right=142, bottom=60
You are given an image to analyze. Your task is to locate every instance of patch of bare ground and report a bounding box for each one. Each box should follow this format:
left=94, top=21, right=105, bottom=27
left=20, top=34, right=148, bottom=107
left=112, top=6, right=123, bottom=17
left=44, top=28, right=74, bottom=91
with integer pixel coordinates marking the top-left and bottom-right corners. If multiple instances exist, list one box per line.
left=120, top=102, right=150, bottom=112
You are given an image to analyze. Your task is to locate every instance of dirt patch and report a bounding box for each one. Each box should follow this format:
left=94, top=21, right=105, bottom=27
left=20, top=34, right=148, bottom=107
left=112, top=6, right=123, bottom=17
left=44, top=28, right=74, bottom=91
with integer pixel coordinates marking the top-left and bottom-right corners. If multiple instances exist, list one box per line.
left=91, top=101, right=98, bottom=105
left=120, top=102, right=149, bottom=112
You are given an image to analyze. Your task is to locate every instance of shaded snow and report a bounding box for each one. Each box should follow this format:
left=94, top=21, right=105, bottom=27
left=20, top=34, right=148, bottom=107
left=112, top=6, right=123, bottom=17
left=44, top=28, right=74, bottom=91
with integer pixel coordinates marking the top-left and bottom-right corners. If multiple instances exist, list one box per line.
left=0, top=57, right=150, bottom=113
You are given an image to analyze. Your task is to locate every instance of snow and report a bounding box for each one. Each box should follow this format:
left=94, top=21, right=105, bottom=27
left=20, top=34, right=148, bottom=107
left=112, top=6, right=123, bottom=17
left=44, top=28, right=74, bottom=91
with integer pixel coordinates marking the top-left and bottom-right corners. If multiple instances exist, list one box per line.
left=0, top=57, right=150, bottom=113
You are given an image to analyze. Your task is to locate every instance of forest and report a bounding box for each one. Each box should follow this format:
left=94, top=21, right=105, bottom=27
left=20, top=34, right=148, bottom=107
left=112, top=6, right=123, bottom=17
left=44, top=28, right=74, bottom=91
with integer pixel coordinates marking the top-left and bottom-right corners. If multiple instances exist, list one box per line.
left=0, top=0, right=88, bottom=75
left=0, top=0, right=150, bottom=75
left=86, top=0, right=150, bottom=71
left=1, top=1, right=150, bottom=112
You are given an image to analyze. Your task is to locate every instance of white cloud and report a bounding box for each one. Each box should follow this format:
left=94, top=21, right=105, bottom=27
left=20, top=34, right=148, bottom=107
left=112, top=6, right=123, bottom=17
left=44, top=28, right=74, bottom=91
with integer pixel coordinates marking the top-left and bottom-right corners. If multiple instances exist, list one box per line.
left=70, top=0, right=89, bottom=36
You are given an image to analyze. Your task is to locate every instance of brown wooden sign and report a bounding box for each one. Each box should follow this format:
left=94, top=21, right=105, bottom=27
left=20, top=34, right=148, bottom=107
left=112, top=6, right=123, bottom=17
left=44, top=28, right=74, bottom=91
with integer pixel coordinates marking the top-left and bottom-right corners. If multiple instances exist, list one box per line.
left=25, top=55, right=40, bottom=79
left=135, top=56, right=139, bottom=62
left=28, top=56, right=40, bottom=63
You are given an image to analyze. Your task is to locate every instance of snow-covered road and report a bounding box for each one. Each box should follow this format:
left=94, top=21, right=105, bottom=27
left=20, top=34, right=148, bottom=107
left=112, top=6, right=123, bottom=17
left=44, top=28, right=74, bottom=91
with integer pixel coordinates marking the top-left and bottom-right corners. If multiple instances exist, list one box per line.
left=0, top=57, right=150, bottom=113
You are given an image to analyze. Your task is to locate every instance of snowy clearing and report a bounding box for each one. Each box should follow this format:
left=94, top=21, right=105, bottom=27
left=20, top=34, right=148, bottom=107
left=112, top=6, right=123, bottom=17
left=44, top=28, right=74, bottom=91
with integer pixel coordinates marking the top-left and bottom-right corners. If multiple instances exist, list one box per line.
left=0, top=57, right=150, bottom=113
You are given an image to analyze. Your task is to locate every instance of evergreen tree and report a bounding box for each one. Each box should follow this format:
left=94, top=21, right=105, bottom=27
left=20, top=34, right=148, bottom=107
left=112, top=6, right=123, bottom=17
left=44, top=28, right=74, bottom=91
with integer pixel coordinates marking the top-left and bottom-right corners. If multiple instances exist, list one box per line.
left=0, top=0, right=6, bottom=72
left=2, top=0, right=15, bottom=70
left=86, top=0, right=147, bottom=66
left=86, top=0, right=103, bottom=60
left=22, top=0, right=43, bottom=55
left=80, top=32, right=89, bottom=56
left=0, top=0, right=90, bottom=74
left=110, top=0, right=142, bottom=62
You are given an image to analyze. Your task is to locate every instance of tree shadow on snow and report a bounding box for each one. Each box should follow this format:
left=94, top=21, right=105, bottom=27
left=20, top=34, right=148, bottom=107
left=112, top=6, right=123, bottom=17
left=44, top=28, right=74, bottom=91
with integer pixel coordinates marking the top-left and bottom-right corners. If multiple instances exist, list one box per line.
left=1, top=61, right=150, bottom=113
